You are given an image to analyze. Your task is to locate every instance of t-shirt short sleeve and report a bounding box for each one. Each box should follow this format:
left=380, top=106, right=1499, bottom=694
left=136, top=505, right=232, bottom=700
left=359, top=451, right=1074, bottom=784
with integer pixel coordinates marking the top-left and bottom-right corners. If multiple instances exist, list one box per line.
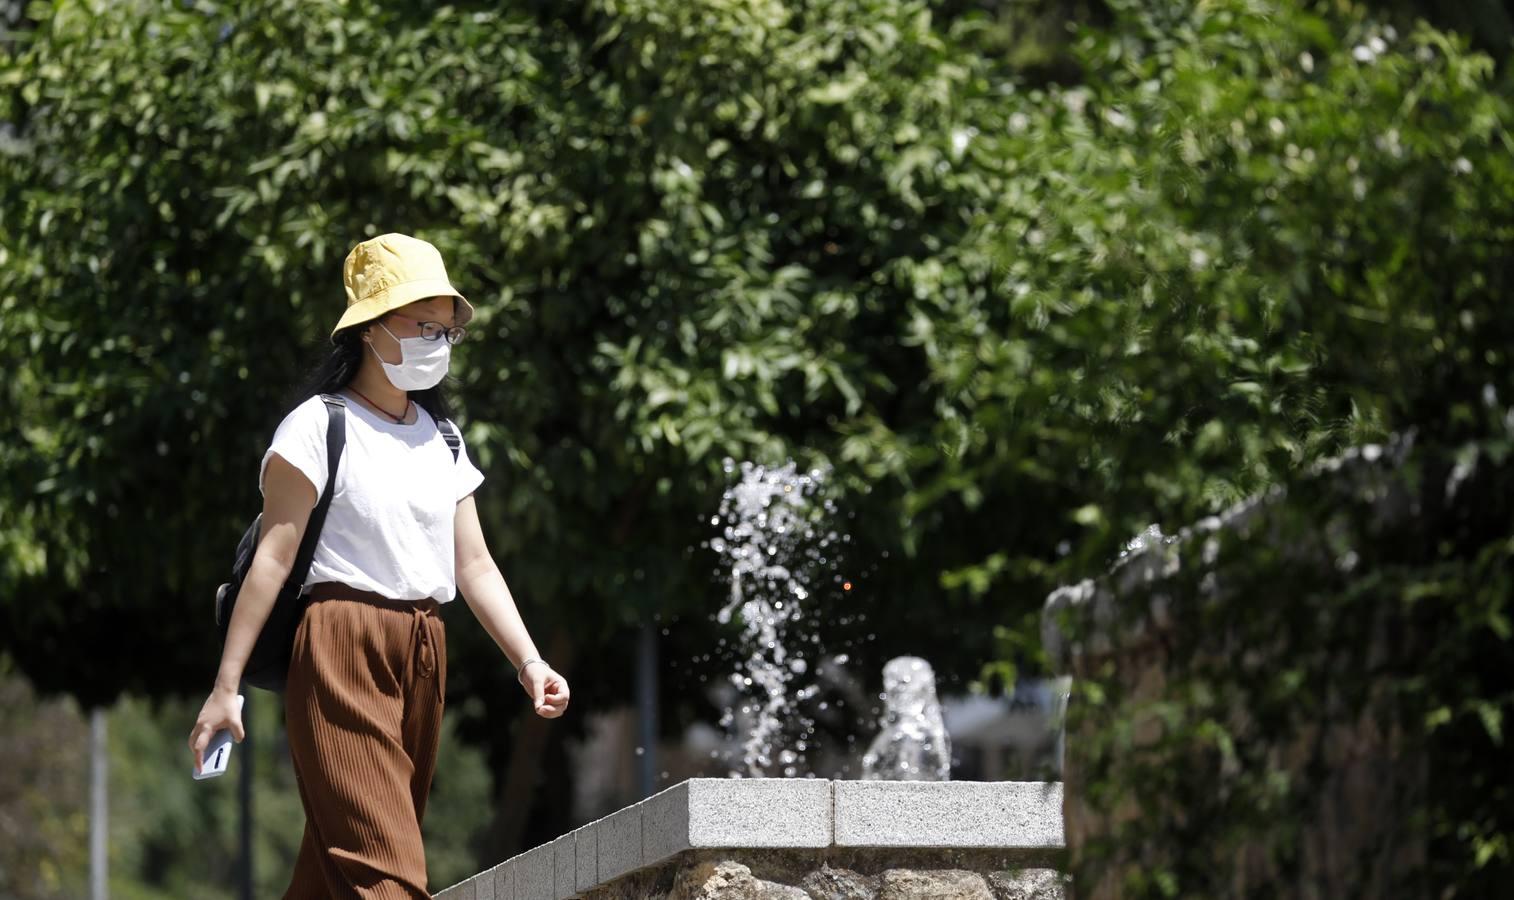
left=452, top=427, right=486, bottom=502
left=260, top=396, right=330, bottom=497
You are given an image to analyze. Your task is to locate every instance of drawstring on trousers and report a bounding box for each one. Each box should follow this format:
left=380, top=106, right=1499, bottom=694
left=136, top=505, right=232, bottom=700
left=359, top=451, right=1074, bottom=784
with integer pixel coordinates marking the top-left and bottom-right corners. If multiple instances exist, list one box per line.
left=410, top=605, right=442, bottom=705
left=306, top=582, right=443, bottom=705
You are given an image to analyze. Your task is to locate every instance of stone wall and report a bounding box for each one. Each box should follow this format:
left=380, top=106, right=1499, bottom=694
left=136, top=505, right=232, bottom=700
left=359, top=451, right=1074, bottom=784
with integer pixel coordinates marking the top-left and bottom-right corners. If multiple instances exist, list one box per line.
left=1043, top=440, right=1432, bottom=899
left=580, top=849, right=1064, bottom=900
left=436, top=779, right=1066, bottom=900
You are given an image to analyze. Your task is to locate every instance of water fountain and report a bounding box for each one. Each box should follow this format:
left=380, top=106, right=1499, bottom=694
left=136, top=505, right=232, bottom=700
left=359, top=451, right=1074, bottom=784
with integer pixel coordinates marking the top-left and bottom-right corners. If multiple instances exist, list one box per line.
left=434, top=459, right=1067, bottom=898
left=706, top=460, right=963, bottom=784
left=707, top=458, right=846, bottom=777
left=860, top=656, right=952, bottom=781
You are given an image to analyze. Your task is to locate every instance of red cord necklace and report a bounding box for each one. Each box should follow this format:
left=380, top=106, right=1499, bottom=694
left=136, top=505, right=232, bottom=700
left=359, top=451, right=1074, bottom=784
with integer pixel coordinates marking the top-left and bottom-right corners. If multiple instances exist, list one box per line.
left=349, top=386, right=410, bottom=424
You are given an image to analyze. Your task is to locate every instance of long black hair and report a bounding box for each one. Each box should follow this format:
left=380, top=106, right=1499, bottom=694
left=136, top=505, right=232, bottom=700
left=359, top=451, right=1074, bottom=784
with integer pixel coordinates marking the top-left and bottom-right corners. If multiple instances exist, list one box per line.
left=295, top=319, right=454, bottom=421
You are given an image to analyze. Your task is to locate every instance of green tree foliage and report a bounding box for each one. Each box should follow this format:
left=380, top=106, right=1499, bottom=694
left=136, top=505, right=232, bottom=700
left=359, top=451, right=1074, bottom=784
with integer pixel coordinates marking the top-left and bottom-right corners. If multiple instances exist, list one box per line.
left=0, top=0, right=1024, bottom=705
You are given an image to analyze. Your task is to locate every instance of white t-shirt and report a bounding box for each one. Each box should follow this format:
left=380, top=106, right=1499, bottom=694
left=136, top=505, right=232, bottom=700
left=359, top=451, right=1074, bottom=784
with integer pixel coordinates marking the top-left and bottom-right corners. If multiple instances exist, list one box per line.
left=258, top=393, right=486, bottom=604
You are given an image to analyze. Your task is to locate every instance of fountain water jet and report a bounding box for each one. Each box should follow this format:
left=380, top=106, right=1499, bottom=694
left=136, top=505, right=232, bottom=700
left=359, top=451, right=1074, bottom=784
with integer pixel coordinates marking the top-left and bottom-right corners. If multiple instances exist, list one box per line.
left=861, top=656, right=952, bottom=781
left=707, top=459, right=848, bottom=777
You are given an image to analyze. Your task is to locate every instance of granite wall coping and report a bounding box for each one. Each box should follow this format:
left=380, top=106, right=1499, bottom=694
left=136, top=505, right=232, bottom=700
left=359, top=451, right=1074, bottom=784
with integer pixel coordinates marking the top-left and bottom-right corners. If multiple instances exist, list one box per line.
left=436, top=779, right=1064, bottom=900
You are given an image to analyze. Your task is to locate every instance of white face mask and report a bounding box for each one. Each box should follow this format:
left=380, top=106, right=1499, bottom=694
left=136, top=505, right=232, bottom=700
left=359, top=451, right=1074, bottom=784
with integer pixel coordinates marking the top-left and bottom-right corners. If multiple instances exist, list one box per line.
left=369, top=322, right=451, bottom=391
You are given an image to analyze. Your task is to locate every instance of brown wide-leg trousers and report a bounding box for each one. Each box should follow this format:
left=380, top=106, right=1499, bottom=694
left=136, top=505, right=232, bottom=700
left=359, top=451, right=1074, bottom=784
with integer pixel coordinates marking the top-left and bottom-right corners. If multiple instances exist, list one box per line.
left=283, top=583, right=446, bottom=900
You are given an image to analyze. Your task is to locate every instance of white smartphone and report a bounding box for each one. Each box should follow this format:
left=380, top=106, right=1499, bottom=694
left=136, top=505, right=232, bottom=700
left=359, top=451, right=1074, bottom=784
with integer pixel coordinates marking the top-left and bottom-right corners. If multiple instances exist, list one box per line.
left=193, top=694, right=244, bottom=781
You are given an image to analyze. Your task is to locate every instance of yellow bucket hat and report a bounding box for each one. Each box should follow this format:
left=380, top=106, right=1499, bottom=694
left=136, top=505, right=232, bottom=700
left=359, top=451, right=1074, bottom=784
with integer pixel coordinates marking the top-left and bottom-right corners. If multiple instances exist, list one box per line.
left=331, top=233, right=474, bottom=338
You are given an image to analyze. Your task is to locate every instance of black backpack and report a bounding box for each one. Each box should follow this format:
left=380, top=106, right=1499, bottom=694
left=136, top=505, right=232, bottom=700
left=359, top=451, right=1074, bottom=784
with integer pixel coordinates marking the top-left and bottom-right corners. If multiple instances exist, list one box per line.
left=213, top=393, right=464, bottom=692
left=215, top=393, right=346, bottom=692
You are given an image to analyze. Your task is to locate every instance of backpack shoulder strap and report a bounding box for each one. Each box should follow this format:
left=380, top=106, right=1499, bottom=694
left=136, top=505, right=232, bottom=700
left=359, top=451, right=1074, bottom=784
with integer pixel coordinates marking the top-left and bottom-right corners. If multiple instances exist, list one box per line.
left=436, top=416, right=461, bottom=463
left=288, top=394, right=347, bottom=585
left=317, top=393, right=347, bottom=479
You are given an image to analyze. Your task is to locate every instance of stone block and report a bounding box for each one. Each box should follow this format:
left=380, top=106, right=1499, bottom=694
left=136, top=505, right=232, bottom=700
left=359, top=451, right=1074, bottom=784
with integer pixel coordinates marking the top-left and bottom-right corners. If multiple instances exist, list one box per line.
left=553, top=832, right=577, bottom=899
left=516, top=843, right=557, bottom=900
left=436, top=877, right=476, bottom=900
left=597, top=800, right=644, bottom=883
left=473, top=865, right=496, bottom=900
left=576, top=825, right=598, bottom=893
left=492, top=859, right=517, bottom=900
left=644, top=778, right=832, bottom=863
left=834, top=781, right=1063, bottom=849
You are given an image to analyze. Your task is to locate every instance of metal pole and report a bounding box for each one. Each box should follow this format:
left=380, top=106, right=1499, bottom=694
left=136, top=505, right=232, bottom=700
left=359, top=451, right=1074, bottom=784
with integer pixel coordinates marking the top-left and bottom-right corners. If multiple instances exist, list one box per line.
left=238, top=691, right=253, bottom=900
left=90, top=707, right=107, bottom=900
left=635, top=620, right=659, bottom=798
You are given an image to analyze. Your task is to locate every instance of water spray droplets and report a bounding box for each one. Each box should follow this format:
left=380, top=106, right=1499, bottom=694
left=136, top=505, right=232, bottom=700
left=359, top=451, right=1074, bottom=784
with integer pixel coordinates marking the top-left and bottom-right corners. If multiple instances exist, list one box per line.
left=707, top=460, right=852, bottom=777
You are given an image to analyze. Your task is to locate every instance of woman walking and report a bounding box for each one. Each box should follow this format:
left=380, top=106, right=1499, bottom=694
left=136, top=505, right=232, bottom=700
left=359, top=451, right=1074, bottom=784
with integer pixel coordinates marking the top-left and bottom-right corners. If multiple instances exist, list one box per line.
left=189, top=233, right=570, bottom=898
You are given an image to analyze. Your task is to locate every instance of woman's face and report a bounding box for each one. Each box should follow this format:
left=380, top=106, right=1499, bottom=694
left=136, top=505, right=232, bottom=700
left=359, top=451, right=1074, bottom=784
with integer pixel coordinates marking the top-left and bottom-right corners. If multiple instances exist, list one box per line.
left=365, top=296, right=458, bottom=365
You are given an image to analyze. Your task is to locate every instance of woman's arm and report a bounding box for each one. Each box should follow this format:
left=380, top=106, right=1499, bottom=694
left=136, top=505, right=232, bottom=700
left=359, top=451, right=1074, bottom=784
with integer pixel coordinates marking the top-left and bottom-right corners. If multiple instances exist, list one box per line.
left=455, top=495, right=570, bottom=718
left=187, top=454, right=316, bottom=768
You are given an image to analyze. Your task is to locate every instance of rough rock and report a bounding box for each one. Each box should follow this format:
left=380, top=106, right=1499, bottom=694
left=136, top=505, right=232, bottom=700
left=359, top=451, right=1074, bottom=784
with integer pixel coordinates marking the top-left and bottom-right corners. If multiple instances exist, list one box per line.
left=877, top=869, right=994, bottom=900
left=986, top=869, right=1066, bottom=900
left=800, top=863, right=878, bottom=899
left=671, top=860, right=812, bottom=900
left=759, top=884, right=813, bottom=899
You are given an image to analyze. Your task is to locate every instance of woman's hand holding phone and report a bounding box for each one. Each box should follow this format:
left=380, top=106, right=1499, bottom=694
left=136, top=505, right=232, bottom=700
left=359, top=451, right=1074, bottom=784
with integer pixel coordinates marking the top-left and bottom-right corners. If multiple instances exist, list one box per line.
left=189, top=689, right=246, bottom=778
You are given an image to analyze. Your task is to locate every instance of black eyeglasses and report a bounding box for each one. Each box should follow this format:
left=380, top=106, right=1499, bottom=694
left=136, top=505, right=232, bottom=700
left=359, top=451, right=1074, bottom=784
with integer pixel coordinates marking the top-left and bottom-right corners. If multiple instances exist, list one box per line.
left=388, top=313, right=467, bottom=345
